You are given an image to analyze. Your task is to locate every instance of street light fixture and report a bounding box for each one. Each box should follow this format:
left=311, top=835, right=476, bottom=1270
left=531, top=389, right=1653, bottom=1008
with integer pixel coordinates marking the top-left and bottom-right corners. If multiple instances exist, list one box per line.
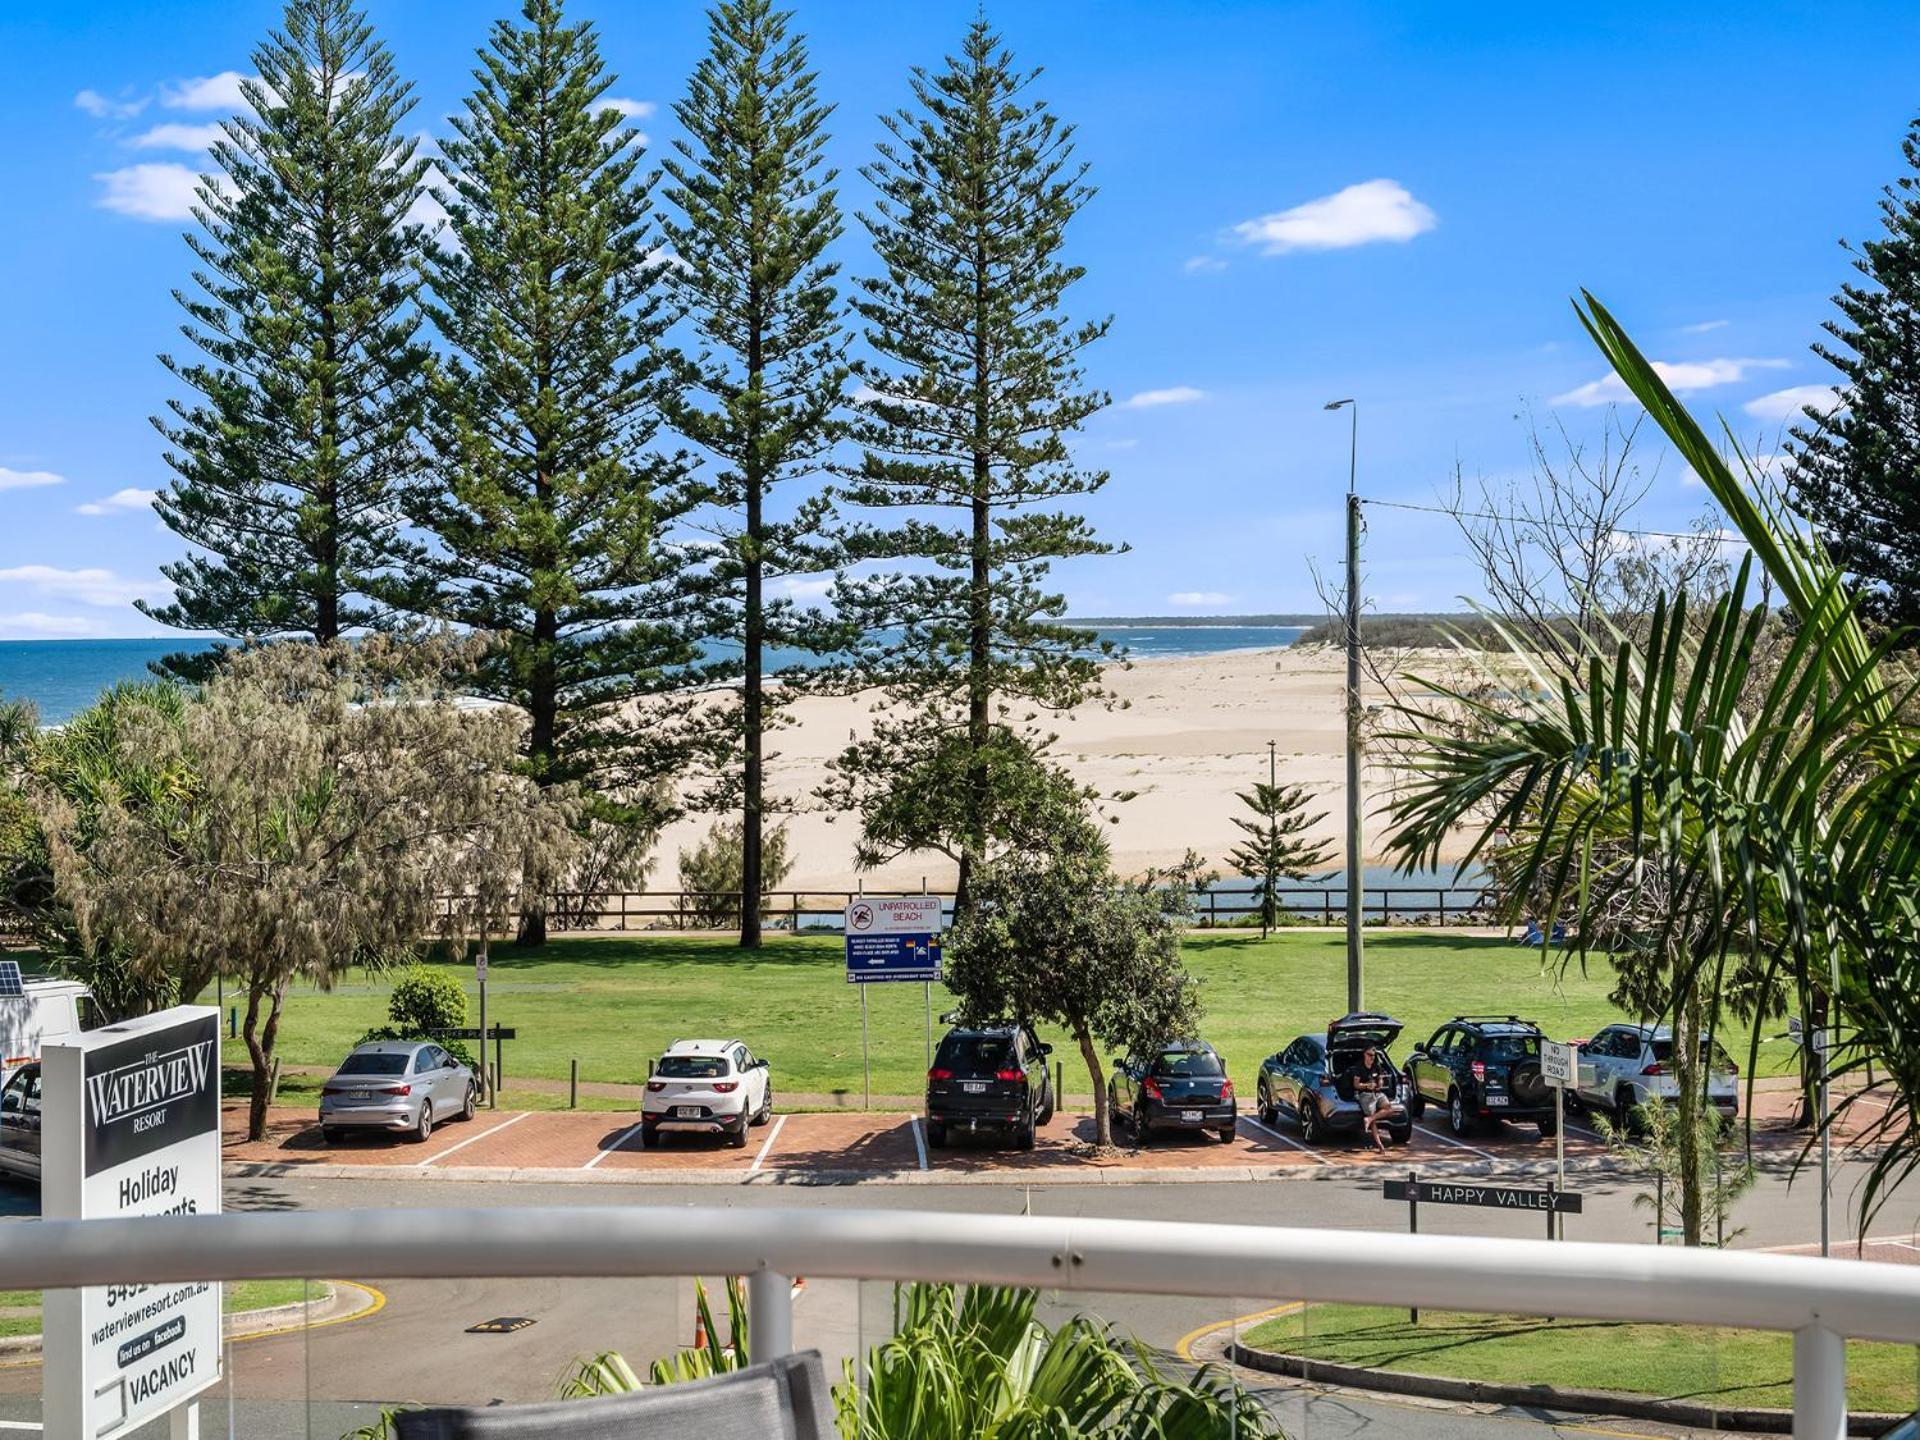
left=1325, top=398, right=1363, bottom=1012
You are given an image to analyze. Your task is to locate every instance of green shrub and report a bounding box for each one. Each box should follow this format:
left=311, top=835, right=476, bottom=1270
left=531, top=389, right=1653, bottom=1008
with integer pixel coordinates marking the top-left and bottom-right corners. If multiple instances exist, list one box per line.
left=676, top=820, right=793, bottom=929
left=357, top=964, right=474, bottom=1067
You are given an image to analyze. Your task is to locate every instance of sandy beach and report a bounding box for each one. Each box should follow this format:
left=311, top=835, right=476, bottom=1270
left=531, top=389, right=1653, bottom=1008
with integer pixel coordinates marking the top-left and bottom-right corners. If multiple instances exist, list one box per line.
left=654, top=643, right=1434, bottom=893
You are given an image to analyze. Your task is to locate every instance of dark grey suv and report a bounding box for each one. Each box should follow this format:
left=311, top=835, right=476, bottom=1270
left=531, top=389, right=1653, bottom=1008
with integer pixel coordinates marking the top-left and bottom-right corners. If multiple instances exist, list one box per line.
left=925, top=1023, right=1055, bottom=1149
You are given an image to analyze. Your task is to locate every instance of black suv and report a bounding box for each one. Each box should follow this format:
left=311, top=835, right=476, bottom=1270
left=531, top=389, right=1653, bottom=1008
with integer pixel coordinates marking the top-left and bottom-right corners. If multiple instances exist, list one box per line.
left=925, top=1023, right=1054, bottom=1149
left=1403, top=1015, right=1556, bottom=1137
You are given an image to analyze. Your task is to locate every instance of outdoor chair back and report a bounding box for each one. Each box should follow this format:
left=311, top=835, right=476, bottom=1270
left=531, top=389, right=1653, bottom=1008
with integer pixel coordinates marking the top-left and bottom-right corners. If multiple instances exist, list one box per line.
left=393, top=1350, right=836, bottom=1440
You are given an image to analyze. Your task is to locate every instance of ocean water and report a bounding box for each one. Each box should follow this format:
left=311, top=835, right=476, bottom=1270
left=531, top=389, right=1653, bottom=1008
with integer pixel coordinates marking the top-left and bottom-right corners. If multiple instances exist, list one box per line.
left=0, top=627, right=1307, bottom=725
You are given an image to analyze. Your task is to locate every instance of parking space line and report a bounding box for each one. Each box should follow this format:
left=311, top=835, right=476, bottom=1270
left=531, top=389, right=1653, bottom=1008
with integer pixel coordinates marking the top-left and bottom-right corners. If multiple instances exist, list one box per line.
left=584, top=1119, right=647, bottom=1170
left=1564, top=1119, right=1608, bottom=1142
left=419, top=1111, right=527, bottom=1168
left=1414, top=1122, right=1500, bottom=1162
left=1239, top=1115, right=1331, bottom=1166
left=909, top=1115, right=928, bottom=1171
left=750, top=1114, right=788, bottom=1173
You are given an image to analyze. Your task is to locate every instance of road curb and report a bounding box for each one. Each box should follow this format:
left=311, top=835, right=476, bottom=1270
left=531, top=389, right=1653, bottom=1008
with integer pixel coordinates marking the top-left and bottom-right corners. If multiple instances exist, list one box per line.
left=0, top=1282, right=350, bottom=1362
left=225, top=1151, right=1647, bottom=1188
left=1228, top=1338, right=1906, bottom=1436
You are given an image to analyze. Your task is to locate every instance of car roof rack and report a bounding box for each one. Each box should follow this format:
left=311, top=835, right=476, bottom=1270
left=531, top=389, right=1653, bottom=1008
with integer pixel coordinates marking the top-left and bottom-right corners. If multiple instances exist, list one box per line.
left=1452, top=1013, right=1527, bottom=1023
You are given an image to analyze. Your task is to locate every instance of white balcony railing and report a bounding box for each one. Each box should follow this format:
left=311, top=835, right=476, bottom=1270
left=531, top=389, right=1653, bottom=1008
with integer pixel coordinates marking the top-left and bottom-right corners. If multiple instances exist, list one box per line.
left=16, top=1206, right=1920, bottom=1439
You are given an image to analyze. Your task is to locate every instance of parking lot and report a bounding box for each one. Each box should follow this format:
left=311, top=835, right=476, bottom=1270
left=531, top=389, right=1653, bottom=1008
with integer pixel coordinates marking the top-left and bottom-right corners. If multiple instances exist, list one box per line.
left=222, top=1101, right=1670, bottom=1181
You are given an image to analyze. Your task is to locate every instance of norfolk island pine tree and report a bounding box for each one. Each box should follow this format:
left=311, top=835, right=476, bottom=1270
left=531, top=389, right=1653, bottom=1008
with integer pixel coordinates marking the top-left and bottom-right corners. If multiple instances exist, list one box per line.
left=663, top=0, right=851, bottom=948
left=143, top=0, right=429, bottom=676
left=829, top=19, right=1120, bottom=915
left=386, top=0, right=700, bottom=945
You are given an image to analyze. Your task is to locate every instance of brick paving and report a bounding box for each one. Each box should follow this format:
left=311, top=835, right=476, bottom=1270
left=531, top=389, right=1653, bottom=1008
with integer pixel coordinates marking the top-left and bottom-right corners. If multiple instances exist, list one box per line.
left=221, top=1085, right=1875, bottom=1183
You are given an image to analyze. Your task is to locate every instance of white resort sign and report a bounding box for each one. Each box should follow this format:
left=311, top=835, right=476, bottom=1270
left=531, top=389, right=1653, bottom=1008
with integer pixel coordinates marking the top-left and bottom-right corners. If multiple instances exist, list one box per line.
left=42, top=1006, right=223, bottom=1440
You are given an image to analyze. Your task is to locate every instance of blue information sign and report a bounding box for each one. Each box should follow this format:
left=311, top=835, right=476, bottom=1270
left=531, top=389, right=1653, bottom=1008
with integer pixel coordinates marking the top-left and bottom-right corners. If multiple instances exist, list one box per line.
left=845, top=932, right=943, bottom=984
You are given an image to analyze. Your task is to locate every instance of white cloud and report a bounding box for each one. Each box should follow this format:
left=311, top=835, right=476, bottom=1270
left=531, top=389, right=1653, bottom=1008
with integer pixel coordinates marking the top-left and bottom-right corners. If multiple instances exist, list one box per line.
left=1168, top=591, right=1231, bottom=607
left=1745, top=384, right=1848, bottom=423
left=1552, top=357, right=1788, bottom=409
left=130, top=122, right=224, bottom=151
left=0, top=565, right=166, bottom=608
left=94, top=163, right=206, bottom=220
left=603, top=97, right=655, bottom=120
left=0, top=467, right=65, bottom=492
left=1184, top=255, right=1227, bottom=274
left=75, top=487, right=158, bottom=516
left=1680, top=319, right=1729, bottom=334
left=163, top=72, right=249, bottom=110
left=1122, top=386, right=1206, bottom=409
left=1231, top=179, right=1437, bottom=255
left=773, top=577, right=833, bottom=607
left=0, top=612, right=100, bottom=640
left=75, top=89, right=147, bottom=120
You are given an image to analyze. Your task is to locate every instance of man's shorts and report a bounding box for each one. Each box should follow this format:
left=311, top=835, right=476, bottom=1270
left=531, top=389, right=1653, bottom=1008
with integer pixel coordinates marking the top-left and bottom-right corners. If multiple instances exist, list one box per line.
left=1358, top=1091, right=1388, bottom=1117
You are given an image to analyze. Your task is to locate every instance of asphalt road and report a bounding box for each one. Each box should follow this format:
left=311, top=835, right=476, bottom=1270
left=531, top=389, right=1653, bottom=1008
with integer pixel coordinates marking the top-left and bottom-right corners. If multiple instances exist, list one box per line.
left=0, top=1154, right=1913, bottom=1439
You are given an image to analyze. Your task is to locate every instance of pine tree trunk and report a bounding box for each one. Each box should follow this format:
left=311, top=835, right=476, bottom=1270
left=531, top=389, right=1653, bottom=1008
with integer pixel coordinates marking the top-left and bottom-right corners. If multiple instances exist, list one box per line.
left=960, top=238, right=992, bottom=918
left=1078, top=1023, right=1112, bottom=1148
left=518, top=604, right=558, bottom=949
left=741, top=274, right=766, bottom=950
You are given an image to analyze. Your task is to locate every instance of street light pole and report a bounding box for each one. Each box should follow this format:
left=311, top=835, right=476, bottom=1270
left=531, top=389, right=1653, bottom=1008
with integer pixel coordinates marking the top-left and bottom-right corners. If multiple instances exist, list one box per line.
left=1326, top=398, right=1364, bottom=1013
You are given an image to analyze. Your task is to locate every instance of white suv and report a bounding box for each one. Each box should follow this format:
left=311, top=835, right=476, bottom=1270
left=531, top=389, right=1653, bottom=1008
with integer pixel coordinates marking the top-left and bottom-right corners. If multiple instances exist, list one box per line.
left=1574, top=1023, right=1739, bottom=1129
left=641, top=1039, right=772, bottom=1148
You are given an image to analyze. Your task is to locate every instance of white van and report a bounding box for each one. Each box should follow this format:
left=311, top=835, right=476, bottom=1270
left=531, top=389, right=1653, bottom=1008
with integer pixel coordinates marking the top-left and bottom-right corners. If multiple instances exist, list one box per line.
left=0, top=977, right=100, bottom=1184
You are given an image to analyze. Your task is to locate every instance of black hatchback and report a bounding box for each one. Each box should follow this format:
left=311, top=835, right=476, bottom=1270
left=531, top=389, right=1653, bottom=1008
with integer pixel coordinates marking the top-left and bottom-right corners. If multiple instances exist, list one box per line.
left=925, top=1024, right=1054, bottom=1149
left=1108, top=1040, right=1237, bottom=1143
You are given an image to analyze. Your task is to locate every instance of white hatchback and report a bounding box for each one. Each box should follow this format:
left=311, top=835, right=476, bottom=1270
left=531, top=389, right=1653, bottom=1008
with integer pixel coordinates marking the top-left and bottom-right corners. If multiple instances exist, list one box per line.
left=641, top=1039, right=772, bottom=1148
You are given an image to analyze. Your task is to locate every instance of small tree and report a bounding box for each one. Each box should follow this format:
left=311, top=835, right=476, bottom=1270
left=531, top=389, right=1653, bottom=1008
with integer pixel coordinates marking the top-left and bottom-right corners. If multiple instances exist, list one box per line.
left=4, top=684, right=199, bottom=1018
left=35, top=635, right=575, bottom=1140
left=1224, top=780, right=1333, bottom=936
left=676, top=819, right=793, bottom=930
left=943, top=786, right=1205, bottom=1149
left=359, top=964, right=476, bottom=1067
left=1596, top=1096, right=1755, bottom=1248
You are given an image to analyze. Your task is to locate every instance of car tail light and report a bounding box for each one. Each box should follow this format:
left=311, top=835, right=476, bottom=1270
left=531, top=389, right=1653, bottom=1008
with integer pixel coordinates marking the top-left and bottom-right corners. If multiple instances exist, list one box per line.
left=1143, top=1079, right=1162, bottom=1100
left=1641, top=1062, right=1667, bottom=1076
left=372, top=1084, right=410, bottom=1096
left=995, top=1069, right=1026, bottom=1083
left=646, top=1080, right=666, bottom=1092
left=1220, top=1078, right=1235, bottom=1100
left=1470, top=1061, right=1486, bottom=1082
left=928, top=1067, right=953, bottom=1081
left=712, top=1081, right=738, bottom=1093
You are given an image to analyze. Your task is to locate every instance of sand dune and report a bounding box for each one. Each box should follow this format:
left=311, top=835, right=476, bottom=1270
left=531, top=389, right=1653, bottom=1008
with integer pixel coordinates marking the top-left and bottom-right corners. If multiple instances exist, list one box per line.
left=653, top=643, right=1455, bottom=894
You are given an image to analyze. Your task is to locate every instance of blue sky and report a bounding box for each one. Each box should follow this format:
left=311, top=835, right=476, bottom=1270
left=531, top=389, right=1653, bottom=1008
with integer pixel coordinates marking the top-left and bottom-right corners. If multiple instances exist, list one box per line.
left=1, top=0, right=1914, bottom=638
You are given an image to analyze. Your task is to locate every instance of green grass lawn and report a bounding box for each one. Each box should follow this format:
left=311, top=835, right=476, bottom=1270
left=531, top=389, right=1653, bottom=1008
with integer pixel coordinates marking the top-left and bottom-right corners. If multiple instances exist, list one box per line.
left=194, top=930, right=1799, bottom=1103
left=1243, top=1304, right=1919, bottom=1415
left=0, top=1280, right=321, bottom=1339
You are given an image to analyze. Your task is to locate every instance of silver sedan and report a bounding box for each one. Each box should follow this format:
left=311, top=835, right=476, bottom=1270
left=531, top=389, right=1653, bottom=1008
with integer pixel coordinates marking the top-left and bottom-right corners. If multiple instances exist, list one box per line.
left=319, top=1041, right=478, bottom=1143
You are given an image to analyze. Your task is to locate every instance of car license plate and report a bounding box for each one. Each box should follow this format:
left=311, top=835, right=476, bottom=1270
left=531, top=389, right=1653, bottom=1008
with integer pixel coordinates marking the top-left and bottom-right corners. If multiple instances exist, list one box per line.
left=675, top=1105, right=702, bottom=1119
left=1487, top=1095, right=1509, bottom=1106
left=962, top=1082, right=987, bottom=1094
left=1181, top=1109, right=1202, bottom=1122
left=348, top=1090, right=374, bottom=1101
